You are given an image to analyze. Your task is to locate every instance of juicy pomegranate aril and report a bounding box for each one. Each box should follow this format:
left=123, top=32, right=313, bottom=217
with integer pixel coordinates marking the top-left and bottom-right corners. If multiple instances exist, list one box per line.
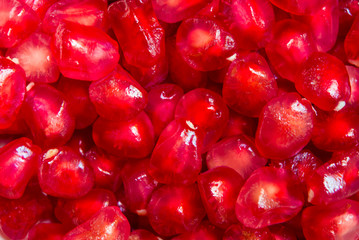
left=51, top=21, right=119, bottom=81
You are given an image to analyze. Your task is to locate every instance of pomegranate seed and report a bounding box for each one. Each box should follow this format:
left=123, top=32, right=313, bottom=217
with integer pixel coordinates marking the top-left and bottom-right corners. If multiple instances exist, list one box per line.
left=147, top=184, right=206, bottom=236
left=198, top=166, right=244, bottom=229
left=108, top=0, right=165, bottom=69
left=55, top=189, right=117, bottom=227
left=145, top=83, right=184, bottom=137
left=176, top=16, right=237, bottom=71
left=121, top=158, right=158, bottom=215
left=6, top=32, right=60, bottom=83
left=51, top=21, right=119, bottom=81
left=217, top=0, right=275, bottom=50
left=306, top=147, right=359, bottom=205
left=345, top=15, right=359, bottom=68
left=292, top=1, right=339, bottom=52
left=269, top=0, right=325, bottom=15
left=152, top=0, right=210, bottom=23
left=235, top=167, right=304, bottom=229
left=295, top=52, right=350, bottom=111
left=0, top=0, right=39, bottom=48
left=22, top=83, right=75, bottom=148
left=223, top=52, right=278, bottom=117
left=89, top=65, right=148, bottom=121
left=149, top=119, right=204, bottom=185
left=255, top=92, right=315, bottom=160
left=57, top=76, right=98, bottom=129
left=0, top=137, right=41, bottom=199
left=0, top=57, right=26, bottom=129
left=42, top=0, right=108, bottom=34
left=265, top=19, right=316, bottom=82
left=63, top=206, right=130, bottom=240
left=38, top=146, right=94, bottom=198
left=28, top=223, right=67, bottom=240
left=223, top=223, right=275, bottom=240
left=311, top=108, right=359, bottom=151
left=206, top=135, right=267, bottom=180
left=84, top=147, right=121, bottom=191
left=302, top=199, right=359, bottom=240
left=175, top=88, right=229, bottom=151
left=167, top=36, right=208, bottom=92
left=92, top=112, right=155, bottom=158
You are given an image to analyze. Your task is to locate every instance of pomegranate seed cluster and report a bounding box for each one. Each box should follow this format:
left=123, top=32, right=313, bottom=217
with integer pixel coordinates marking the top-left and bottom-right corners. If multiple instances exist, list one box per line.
left=1, top=0, right=359, bottom=239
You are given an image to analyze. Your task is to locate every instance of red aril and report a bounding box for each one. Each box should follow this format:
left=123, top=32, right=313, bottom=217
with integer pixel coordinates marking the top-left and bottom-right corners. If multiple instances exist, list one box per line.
left=265, top=19, right=316, bottom=82
left=38, top=146, right=94, bottom=198
left=51, top=21, right=119, bottom=81
left=235, top=167, right=304, bottom=229
left=198, top=166, right=244, bottom=229
left=206, top=135, right=267, bottom=180
left=63, top=206, right=130, bottom=240
left=302, top=199, right=359, bottom=240
left=223, top=52, right=278, bottom=117
left=92, top=112, right=155, bottom=159
left=22, top=83, right=75, bottom=148
left=0, top=0, right=39, bottom=48
left=0, top=138, right=41, bottom=199
left=55, top=189, right=117, bottom=227
left=108, top=0, right=165, bottom=69
left=295, top=52, right=350, bottom=111
left=217, top=0, right=275, bottom=50
left=176, top=16, right=237, bottom=71
left=255, top=92, right=315, bottom=160
left=147, top=184, right=206, bottom=236
left=306, top=147, right=359, bottom=205
left=42, top=0, right=108, bottom=34
left=292, top=1, right=339, bottom=52
left=311, top=108, right=359, bottom=151
left=89, top=65, right=148, bottom=121
left=6, top=32, right=60, bottom=83
left=175, top=88, right=229, bottom=152
left=0, top=57, right=26, bottom=129
left=149, top=119, right=204, bottom=185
